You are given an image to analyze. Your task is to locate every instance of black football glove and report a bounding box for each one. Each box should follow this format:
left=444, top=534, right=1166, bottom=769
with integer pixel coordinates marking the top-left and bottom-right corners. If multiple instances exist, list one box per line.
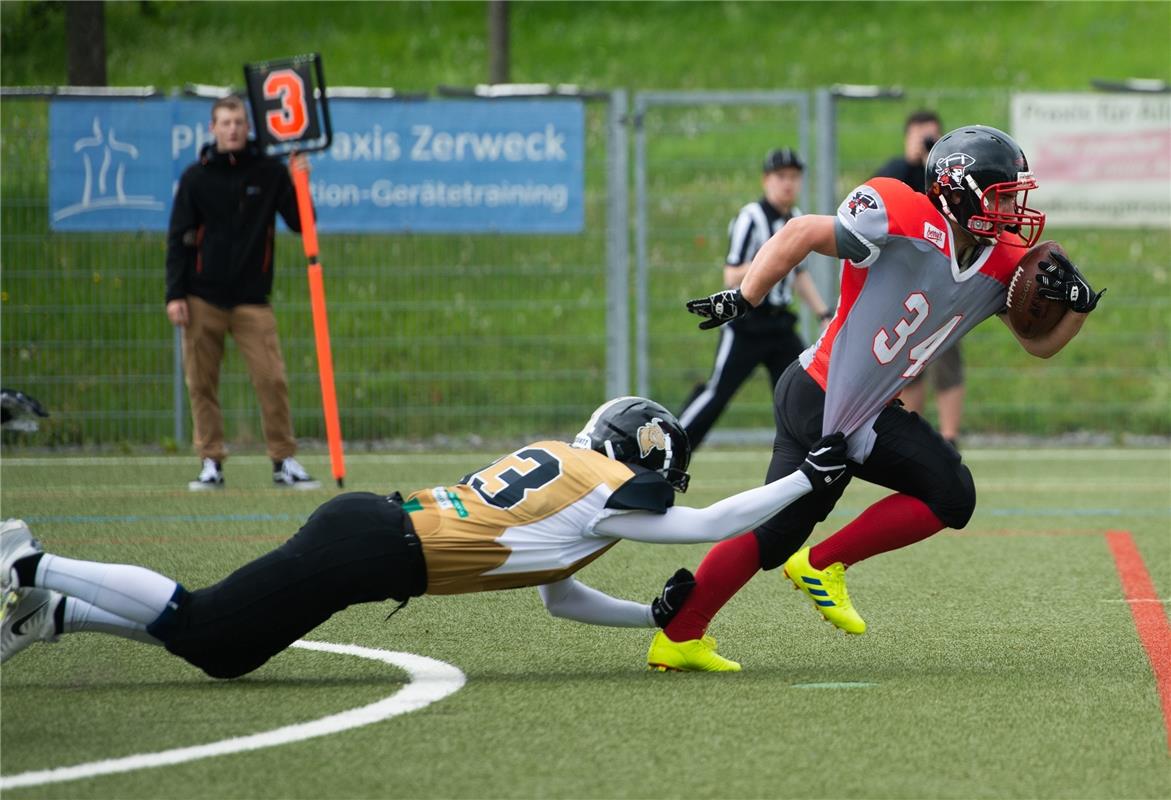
left=650, top=568, right=697, bottom=627
left=798, top=432, right=848, bottom=493
left=685, top=288, right=754, bottom=330
left=1034, top=251, right=1105, bottom=314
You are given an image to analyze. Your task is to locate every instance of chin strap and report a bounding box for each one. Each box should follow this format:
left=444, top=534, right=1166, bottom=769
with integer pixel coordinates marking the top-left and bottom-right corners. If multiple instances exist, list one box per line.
left=383, top=599, right=410, bottom=621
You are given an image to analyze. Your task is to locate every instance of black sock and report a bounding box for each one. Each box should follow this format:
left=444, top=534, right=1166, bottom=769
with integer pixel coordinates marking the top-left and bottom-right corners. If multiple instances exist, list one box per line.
left=145, top=585, right=189, bottom=641
left=53, top=595, right=66, bottom=636
left=14, top=552, right=44, bottom=587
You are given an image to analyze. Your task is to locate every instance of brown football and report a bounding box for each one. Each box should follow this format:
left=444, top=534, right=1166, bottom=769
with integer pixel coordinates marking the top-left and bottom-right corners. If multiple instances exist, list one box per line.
left=1006, top=241, right=1069, bottom=339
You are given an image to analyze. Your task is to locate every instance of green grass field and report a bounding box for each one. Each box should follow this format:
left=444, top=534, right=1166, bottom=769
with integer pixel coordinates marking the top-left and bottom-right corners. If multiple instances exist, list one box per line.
left=2, top=4, right=1169, bottom=792
left=1, top=446, right=1168, bottom=799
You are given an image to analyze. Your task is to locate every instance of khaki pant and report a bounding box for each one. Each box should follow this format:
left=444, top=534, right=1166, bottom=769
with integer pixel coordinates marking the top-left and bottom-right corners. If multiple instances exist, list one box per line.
left=182, top=296, right=296, bottom=462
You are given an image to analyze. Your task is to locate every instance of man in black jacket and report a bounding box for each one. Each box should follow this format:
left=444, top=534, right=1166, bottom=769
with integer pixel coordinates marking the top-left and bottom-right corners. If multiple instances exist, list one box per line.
left=165, top=95, right=319, bottom=491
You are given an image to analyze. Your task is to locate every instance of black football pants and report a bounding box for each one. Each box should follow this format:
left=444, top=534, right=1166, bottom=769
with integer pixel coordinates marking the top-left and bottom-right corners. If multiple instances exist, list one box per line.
left=753, top=361, right=976, bottom=570
left=151, top=492, right=427, bottom=679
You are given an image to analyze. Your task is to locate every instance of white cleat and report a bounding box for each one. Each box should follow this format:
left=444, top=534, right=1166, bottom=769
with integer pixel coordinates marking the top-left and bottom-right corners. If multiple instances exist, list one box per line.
left=1, top=519, right=42, bottom=601
left=1, top=588, right=62, bottom=663
left=188, top=458, right=225, bottom=492
left=273, top=457, right=321, bottom=490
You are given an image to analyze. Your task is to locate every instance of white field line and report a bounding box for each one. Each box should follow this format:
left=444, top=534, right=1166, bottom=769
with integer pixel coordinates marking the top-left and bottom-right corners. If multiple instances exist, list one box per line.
left=0, top=641, right=465, bottom=791
left=3, top=448, right=1170, bottom=467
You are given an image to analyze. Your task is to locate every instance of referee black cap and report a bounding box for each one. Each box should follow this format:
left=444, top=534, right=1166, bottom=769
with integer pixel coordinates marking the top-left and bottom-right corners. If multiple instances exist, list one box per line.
left=762, top=147, right=804, bottom=173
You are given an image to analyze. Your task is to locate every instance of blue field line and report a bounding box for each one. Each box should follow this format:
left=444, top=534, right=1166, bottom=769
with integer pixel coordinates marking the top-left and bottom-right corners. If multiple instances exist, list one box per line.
left=981, top=508, right=1171, bottom=517
left=25, top=513, right=304, bottom=525
left=20, top=507, right=1170, bottom=525
left=846, top=507, right=1169, bottom=518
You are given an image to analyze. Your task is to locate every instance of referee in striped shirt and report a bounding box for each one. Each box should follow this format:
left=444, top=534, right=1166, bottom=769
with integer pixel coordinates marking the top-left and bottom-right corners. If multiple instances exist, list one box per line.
left=678, top=147, right=832, bottom=450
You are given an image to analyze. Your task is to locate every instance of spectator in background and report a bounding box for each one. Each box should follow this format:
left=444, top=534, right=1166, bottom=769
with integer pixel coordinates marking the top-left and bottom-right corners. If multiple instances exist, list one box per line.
left=678, top=147, right=833, bottom=450
left=165, top=95, right=320, bottom=491
left=875, top=110, right=964, bottom=448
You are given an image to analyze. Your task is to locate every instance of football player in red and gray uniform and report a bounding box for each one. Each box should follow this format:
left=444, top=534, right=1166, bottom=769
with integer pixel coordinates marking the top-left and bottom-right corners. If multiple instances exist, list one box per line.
left=660, top=125, right=1104, bottom=663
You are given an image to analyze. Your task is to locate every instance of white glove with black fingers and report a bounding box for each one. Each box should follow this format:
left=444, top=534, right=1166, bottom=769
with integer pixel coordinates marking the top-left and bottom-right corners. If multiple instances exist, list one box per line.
left=798, top=432, right=848, bottom=493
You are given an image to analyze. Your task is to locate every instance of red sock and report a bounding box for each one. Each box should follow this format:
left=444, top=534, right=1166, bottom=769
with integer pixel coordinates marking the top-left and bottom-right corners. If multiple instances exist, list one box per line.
left=809, top=493, right=944, bottom=569
left=665, top=532, right=760, bottom=642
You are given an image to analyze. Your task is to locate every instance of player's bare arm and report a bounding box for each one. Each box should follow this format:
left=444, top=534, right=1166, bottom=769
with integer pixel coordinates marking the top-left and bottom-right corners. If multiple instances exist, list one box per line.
left=1000, top=309, right=1088, bottom=359
left=792, top=268, right=833, bottom=320
left=739, top=214, right=838, bottom=305
left=722, top=262, right=750, bottom=289
left=687, top=215, right=837, bottom=329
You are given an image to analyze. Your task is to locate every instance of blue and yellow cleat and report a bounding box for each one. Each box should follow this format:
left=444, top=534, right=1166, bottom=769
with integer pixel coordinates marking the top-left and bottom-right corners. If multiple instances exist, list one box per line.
left=783, top=546, right=866, bottom=634
left=646, top=630, right=741, bottom=672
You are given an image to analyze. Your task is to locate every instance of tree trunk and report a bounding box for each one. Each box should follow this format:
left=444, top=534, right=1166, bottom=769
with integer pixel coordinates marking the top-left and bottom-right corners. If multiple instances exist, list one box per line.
left=66, top=1, right=107, bottom=86
left=487, top=1, right=509, bottom=84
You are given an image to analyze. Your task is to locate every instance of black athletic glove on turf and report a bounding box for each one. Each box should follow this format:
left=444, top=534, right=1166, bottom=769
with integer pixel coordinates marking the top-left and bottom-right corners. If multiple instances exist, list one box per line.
left=1034, top=251, right=1105, bottom=314
left=686, top=288, right=753, bottom=330
left=651, top=568, right=697, bottom=627
left=798, top=432, right=848, bottom=493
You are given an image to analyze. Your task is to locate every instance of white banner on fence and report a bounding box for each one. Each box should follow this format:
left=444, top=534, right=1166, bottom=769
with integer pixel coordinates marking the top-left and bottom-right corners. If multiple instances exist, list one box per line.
left=1011, top=92, right=1171, bottom=228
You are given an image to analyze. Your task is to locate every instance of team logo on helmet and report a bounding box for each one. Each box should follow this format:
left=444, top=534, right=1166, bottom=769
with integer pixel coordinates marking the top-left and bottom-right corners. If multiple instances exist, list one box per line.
left=847, top=190, right=878, bottom=217
left=935, top=152, right=976, bottom=189
left=636, top=418, right=668, bottom=458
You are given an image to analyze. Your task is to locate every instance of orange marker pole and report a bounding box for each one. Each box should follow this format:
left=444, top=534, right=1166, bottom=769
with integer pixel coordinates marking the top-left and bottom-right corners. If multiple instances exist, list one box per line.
left=289, top=156, right=345, bottom=487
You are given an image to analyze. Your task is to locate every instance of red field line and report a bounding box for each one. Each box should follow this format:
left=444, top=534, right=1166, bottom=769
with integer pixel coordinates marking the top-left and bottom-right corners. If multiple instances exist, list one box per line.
left=1106, top=530, right=1171, bottom=755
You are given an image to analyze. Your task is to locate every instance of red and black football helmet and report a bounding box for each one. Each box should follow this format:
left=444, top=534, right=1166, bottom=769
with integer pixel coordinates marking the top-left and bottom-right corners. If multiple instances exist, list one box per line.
left=573, top=396, right=691, bottom=492
left=926, top=125, right=1045, bottom=247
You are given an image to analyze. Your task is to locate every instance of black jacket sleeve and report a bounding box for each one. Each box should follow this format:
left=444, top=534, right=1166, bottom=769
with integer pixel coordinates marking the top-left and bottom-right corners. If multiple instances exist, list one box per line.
left=165, top=170, right=199, bottom=302
left=275, top=166, right=303, bottom=234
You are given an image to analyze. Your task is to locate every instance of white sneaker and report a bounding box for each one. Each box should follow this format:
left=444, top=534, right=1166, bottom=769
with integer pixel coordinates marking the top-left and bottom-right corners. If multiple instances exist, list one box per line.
left=1, top=588, right=62, bottom=663
left=273, top=457, right=321, bottom=490
left=188, top=458, right=224, bottom=491
left=1, top=519, right=42, bottom=600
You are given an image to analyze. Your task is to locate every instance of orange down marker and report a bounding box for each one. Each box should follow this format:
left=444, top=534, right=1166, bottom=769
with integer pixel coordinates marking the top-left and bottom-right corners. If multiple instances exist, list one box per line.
left=289, top=155, right=345, bottom=487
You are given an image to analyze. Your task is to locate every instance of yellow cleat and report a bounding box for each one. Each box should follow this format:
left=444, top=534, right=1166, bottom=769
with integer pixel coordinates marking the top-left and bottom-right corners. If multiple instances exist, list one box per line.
left=646, top=630, right=741, bottom=672
left=782, top=546, right=866, bottom=634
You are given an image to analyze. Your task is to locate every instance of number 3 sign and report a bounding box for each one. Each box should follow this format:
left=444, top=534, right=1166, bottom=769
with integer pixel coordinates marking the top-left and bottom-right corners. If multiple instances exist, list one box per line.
left=243, top=53, right=344, bottom=488
left=243, top=53, right=332, bottom=154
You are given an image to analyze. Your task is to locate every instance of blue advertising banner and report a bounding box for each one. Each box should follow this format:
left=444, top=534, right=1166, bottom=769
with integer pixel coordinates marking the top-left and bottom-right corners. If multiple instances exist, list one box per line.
left=49, top=98, right=173, bottom=231
left=49, top=97, right=585, bottom=233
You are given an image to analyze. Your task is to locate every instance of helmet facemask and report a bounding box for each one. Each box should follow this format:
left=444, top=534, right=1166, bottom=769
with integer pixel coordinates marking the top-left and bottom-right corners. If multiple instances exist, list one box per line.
left=573, top=397, right=692, bottom=492
left=966, top=172, right=1045, bottom=247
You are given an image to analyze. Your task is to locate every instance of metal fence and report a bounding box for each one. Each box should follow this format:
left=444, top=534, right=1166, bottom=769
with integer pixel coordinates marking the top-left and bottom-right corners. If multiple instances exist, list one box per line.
left=2, top=86, right=1168, bottom=450
left=636, top=86, right=1170, bottom=440
left=1, top=90, right=630, bottom=449
left=632, top=91, right=814, bottom=433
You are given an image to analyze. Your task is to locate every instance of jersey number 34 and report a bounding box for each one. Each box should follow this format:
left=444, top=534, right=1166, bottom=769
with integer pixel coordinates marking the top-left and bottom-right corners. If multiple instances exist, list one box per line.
left=872, top=292, right=963, bottom=379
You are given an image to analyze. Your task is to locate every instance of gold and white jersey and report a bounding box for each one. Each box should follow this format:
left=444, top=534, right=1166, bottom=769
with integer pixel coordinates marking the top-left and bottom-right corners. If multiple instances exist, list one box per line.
left=404, top=440, right=673, bottom=595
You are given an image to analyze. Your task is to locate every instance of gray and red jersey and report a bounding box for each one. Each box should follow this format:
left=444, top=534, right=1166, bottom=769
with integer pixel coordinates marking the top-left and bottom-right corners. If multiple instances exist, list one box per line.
left=798, top=178, right=1026, bottom=462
